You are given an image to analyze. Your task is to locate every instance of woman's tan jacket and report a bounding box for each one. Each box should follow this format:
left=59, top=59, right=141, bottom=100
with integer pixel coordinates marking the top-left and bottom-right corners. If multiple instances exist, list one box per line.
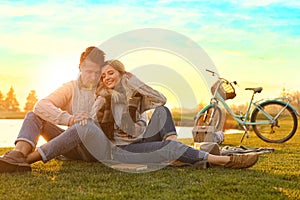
left=92, top=74, right=167, bottom=145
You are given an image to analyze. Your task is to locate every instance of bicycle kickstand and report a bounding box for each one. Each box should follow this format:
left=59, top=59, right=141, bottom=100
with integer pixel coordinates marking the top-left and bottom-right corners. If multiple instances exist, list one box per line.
left=240, top=125, right=250, bottom=143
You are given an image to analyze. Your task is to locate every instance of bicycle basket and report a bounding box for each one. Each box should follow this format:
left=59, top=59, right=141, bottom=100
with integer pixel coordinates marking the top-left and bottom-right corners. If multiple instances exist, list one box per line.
left=211, top=78, right=236, bottom=100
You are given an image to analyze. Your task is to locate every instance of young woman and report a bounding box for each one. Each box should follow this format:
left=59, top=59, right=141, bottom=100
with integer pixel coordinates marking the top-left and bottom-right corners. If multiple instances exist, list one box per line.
left=92, top=59, right=259, bottom=169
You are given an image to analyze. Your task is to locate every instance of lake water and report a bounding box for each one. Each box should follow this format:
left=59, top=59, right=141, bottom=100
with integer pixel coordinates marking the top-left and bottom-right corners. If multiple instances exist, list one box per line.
left=0, top=119, right=195, bottom=147
left=0, top=119, right=243, bottom=147
left=0, top=119, right=46, bottom=147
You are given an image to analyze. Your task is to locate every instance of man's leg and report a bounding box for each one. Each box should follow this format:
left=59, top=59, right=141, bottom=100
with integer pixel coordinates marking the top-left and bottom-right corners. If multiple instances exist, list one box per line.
left=0, top=111, right=64, bottom=173
left=28, top=120, right=111, bottom=164
left=15, top=111, right=64, bottom=156
left=26, top=125, right=83, bottom=164
left=3, top=123, right=96, bottom=169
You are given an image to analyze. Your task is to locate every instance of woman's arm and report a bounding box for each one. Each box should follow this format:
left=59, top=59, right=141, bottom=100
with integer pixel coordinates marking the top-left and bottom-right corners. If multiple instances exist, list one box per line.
left=90, top=96, right=106, bottom=121
left=127, top=74, right=167, bottom=113
left=133, top=112, right=148, bottom=137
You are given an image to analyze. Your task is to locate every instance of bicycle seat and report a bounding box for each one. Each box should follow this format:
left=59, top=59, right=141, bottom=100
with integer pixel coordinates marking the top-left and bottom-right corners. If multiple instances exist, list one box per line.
left=245, top=87, right=263, bottom=93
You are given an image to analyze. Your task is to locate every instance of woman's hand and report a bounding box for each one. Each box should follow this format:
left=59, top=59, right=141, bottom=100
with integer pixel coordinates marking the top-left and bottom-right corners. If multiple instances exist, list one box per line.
left=125, top=71, right=133, bottom=79
left=133, top=120, right=147, bottom=137
left=94, top=96, right=106, bottom=110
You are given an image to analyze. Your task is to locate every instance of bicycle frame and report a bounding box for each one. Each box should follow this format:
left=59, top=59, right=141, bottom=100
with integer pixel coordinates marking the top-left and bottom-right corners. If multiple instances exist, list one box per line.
left=215, top=92, right=298, bottom=126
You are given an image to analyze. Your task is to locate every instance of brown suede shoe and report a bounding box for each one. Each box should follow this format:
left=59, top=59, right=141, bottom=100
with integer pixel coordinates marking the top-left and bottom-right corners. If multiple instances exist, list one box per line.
left=224, top=153, right=259, bottom=169
left=0, top=150, right=32, bottom=173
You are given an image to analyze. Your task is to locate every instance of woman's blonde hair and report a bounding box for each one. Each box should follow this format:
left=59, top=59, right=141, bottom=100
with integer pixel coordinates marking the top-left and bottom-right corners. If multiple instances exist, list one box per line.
left=104, top=59, right=126, bottom=75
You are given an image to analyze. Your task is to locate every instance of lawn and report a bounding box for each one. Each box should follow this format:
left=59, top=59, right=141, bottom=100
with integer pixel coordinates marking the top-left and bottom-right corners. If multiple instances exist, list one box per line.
left=0, top=129, right=299, bottom=200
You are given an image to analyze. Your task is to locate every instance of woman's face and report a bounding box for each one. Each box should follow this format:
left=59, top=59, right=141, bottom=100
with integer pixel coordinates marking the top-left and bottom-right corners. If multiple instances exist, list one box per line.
left=101, top=64, right=122, bottom=89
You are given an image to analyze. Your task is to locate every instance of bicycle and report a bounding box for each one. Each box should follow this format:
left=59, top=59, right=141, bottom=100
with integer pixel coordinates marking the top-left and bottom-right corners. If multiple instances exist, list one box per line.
left=194, top=69, right=299, bottom=143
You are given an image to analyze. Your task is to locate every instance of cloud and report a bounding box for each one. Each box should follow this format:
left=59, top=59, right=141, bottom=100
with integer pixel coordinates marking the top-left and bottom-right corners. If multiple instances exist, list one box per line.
left=230, top=0, right=300, bottom=8
left=0, top=0, right=299, bottom=106
left=1, top=1, right=298, bottom=45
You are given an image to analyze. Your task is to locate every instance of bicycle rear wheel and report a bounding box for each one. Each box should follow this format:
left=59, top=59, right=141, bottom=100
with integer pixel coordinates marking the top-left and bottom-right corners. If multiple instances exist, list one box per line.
left=250, top=101, right=298, bottom=143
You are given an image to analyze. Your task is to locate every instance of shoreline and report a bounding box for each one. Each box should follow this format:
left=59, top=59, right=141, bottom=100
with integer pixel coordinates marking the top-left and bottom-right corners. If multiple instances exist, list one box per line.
left=0, top=112, right=26, bottom=119
left=0, top=119, right=243, bottom=148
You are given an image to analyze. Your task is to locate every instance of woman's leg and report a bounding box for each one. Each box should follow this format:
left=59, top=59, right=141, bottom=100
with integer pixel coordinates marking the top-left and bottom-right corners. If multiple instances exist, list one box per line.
left=113, top=140, right=206, bottom=164
left=112, top=139, right=259, bottom=169
left=143, top=106, right=177, bottom=142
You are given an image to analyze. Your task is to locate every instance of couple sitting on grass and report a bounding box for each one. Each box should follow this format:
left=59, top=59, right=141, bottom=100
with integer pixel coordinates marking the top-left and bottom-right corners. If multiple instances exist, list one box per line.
left=0, top=46, right=259, bottom=173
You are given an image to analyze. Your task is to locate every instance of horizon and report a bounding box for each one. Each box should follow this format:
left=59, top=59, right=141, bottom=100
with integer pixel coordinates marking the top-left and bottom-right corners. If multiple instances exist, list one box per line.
left=1, top=0, right=299, bottom=109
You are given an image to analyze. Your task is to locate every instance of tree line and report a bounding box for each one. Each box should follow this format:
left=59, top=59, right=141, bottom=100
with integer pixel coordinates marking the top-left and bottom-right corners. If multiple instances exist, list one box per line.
left=1, top=86, right=299, bottom=118
left=0, top=86, right=38, bottom=113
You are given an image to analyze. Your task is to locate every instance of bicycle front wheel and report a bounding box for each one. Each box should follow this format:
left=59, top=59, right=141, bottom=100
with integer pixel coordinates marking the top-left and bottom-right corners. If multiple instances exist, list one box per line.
left=250, top=101, right=298, bottom=143
left=195, top=105, right=223, bottom=131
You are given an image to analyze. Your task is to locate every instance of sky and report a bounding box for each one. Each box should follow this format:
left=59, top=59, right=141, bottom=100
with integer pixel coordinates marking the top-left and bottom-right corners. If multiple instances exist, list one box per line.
left=0, top=0, right=299, bottom=110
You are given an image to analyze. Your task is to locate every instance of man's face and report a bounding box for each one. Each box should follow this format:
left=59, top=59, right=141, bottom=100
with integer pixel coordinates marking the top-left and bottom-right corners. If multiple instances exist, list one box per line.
left=79, top=59, right=101, bottom=88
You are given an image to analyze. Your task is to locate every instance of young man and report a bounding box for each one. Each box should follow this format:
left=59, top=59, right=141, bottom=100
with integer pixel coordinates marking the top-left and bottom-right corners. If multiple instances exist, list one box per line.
left=0, top=46, right=105, bottom=173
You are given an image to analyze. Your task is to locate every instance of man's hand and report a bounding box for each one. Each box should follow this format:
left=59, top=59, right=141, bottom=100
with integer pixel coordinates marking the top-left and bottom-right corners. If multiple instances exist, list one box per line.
left=68, top=112, right=91, bottom=126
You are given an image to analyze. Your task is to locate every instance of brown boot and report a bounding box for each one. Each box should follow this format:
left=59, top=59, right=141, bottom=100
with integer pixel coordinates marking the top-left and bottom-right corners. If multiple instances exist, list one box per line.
left=224, top=153, right=259, bottom=169
left=0, top=150, right=32, bottom=173
left=200, top=142, right=220, bottom=155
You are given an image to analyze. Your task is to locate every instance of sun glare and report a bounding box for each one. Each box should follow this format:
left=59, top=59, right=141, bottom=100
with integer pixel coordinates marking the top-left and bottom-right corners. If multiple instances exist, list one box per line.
left=36, top=56, right=79, bottom=98
left=119, top=49, right=211, bottom=109
left=150, top=84, right=182, bottom=109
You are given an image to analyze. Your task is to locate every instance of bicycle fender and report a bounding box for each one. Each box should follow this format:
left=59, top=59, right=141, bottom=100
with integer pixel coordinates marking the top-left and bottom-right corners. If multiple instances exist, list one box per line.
left=194, top=104, right=215, bottom=119
left=252, top=99, right=300, bottom=117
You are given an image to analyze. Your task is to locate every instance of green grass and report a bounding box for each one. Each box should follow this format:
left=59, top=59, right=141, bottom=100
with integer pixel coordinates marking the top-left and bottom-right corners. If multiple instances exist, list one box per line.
left=1, top=129, right=299, bottom=200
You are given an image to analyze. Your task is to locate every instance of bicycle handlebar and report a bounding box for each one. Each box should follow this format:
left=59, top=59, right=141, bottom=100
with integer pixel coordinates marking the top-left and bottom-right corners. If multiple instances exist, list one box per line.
left=206, top=69, right=237, bottom=85
left=205, top=69, right=219, bottom=77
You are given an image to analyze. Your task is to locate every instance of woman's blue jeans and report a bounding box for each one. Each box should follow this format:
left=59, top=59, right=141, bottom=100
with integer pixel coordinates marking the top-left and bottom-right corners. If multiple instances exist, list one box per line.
left=112, top=106, right=208, bottom=164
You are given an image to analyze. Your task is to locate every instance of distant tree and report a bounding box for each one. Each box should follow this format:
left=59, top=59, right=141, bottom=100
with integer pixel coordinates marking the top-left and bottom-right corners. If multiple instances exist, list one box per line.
left=279, top=87, right=300, bottom=113
left=197, top=101, right=205, bottom=111
left=24, top=90, right=38, bottom=112
left=288, top=91, right=300, bottom=114
left=4, top=86, right=20, bottom=112
left=230, top=103, right=249, bottom=115
left=0, top=90, right=5, bottom=111
left=280, top=87, right=290, bottom=97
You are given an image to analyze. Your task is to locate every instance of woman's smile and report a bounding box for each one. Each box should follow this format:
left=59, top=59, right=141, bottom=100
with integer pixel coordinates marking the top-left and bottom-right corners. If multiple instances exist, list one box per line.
left=101, top=64, right=122, bottom=89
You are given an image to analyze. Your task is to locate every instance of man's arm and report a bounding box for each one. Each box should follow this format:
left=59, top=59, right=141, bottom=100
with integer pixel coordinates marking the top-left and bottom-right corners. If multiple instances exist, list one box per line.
left=34, top=81, right=74, bottom=126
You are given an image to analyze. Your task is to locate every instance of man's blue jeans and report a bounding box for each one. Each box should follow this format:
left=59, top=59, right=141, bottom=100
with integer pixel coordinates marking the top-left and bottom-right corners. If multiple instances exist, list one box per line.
left=16, top=111, right=97, bottom=162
